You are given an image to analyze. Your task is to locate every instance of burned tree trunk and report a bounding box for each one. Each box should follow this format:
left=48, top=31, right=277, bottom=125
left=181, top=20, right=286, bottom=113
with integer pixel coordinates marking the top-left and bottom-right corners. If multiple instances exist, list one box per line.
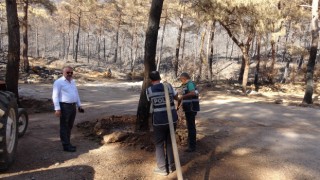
left=136, top=0, right=164, bottom=131
left=36, top=26, right=39, bottom=57
left=269, top=39, right=276, bottom=83
left=240, top=44, right=252, bottom=93
left=157, top=9, right=167, bottom=71
left=207, top=20, right=215, bottom=81
left=173, top=9, right=184, bottom=78
left=303, top=0, right=319, bottom=104
left=103, top=37, right=106, bottom=62
left=74, top=11, right=81, bottom=63
left=5, top=0, right=20, bottom=99
left=254, top=34, right=261, bottom=91
left=114, top=14, right=121, bottom=63
left=22, top=0, right=29, bottom=72
left=66, top=14, right=72, bottom=61
left=198, top=26, right=207, bottom=81
left=238, top=57, right=245, bottom=83
left=281, top=59, right=291, bottom=84
left=131, top=23, right=138, bottom=72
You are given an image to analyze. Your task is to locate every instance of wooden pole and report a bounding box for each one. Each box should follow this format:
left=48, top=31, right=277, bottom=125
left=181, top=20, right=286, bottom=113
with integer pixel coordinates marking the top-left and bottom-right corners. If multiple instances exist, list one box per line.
left=163, top=83, right=183, bottom=180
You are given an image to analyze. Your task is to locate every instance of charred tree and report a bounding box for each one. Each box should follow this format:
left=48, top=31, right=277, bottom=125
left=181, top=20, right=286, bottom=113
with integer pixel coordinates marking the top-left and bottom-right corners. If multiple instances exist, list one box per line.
left=173, top=8, right=184, bottom=78
left=254, top=34, right=261, bottom=91
left=220, top=21, right=253, bottom=92
left=303, top=0, right=319, bottom=104
left=36, top=26, right=39, bottom=57
left=114, top=14, right=122, bottom=63
left=5, top=0, right=20, bottom=99
left=181, top=30, right=186, bottom=65
left=157, top=9, right=168, bottom=71
left=87, top=32, right=90, bottom=63
left=65, top=14, right=72, bottom=61
left=74, top=11, right=81, bottom=63
left=103, top=37, right=106, bottom=62
left=282, top=21, right=291, bottom=62
left=298, top=55, right=304, bottom=70
left=269, top=37, right=276, bottom=83
left=131, top=23, right=138, bottom=72
left=62, top=33, right=66, bottom=60
left=136, top=0, right=164, bottom=131
left=207, top=20, right=215, bottom=82
left=281, top=58, right=291, bottom=84
left=22, top=0, right=29, bottom=72
left=198, top=26, right=207, bottom=81
left=238, top=57, right=245, bottom=83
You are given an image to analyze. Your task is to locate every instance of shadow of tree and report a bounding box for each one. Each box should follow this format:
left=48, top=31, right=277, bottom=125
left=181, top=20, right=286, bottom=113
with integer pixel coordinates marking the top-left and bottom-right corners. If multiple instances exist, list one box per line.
left=174, top=99, right=320, bottom=179
left=2, top=165, right=94, bottom=180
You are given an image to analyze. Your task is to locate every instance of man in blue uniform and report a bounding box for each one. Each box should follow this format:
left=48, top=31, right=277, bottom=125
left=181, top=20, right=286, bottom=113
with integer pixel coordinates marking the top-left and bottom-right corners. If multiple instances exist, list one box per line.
left=146, top=71, right=179, bottom=176
left=179, top=72, right=200, bottom=152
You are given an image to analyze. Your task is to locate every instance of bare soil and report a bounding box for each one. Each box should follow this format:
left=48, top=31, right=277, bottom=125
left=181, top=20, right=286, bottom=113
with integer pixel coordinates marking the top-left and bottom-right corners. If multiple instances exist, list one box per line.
left=0, top=58, right=320, bottom=180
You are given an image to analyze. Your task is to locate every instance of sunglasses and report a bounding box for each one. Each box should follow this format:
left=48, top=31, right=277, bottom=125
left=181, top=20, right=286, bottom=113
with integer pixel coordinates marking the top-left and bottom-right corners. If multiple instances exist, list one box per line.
left=66, top=71, right=73, bottom=75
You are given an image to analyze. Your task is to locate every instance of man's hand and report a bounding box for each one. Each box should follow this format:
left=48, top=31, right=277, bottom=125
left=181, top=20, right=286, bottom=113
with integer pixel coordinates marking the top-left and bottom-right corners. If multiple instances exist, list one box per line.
left=55, top=110, right=61, bottom=117
left=78, top=107, right=84, bottom=113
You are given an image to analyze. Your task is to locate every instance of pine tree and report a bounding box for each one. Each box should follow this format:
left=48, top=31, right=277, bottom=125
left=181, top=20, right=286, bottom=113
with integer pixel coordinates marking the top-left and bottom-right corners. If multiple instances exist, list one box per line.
left=5, top=0, right=20, bottom=99
left=136, top=0, right=164, bottom=131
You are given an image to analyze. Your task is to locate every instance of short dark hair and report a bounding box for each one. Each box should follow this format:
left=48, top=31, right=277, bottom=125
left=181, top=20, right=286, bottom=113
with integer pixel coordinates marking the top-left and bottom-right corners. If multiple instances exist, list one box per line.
left=149, top=71, right=161, bottom=81
left=62, top=66, right=73, bottom=72
left=180, top=72, right=190, bottom=79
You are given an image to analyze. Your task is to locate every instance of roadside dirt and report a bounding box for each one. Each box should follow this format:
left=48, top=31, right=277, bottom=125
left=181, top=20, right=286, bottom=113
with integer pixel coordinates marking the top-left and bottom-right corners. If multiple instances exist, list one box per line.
left=0, top=59, right=320, bottom=179
left=0, top=78, right=319, bottom=180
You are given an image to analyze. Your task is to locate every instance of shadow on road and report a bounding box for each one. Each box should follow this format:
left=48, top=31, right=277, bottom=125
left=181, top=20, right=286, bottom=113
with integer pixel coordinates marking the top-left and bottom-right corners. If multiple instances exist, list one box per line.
left=2, top=165, right=95, bottom=180
left=183, top=99, right=320, bottom=179
left=1, top=112, right=101, bottom=174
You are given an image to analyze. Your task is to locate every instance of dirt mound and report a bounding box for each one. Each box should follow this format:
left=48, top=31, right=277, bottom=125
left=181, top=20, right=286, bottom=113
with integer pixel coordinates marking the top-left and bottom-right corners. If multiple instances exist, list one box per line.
left=77, top=114, right=190, bottom=152
left=20, top=97, right=53, bottom=113
left=76, top=115, right=154, bottom=151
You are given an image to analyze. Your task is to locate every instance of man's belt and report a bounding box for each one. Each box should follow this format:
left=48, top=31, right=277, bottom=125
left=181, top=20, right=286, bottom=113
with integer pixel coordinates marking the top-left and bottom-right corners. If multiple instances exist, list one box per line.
left=60, top=102, right=76, bottom=105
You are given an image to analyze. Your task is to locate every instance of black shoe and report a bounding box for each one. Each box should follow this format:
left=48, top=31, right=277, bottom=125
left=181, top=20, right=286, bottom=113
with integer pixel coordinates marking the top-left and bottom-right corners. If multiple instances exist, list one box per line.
left=169, top=166, right=176, bottom=173
left=185, top=148, right=195, bottom=152
left=63, top=146, right=76, bottom=152
left=70, top=144, right=76, bottom=149
left=153, top=167, right=168, bottom=176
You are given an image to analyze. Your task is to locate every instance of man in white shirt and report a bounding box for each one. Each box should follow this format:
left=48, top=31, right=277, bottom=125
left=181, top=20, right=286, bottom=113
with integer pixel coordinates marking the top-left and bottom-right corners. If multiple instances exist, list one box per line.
left=52, top=66, right=84, bottom=152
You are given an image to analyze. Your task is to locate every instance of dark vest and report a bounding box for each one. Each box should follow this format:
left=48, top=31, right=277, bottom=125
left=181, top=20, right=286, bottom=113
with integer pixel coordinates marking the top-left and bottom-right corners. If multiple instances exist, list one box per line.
left=147, top=83, right=178, bottom=126
left=182, top=81, right=200, bottom=112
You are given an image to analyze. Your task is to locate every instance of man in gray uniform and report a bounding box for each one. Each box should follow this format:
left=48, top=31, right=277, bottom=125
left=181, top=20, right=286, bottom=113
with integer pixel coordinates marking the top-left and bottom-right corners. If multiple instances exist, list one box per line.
left=146, top=71, right=180, bottom=176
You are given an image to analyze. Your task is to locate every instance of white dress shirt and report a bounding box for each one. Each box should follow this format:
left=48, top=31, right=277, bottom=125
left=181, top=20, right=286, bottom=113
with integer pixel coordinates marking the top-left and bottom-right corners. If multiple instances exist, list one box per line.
left=52, top=76, right=81, bottom=110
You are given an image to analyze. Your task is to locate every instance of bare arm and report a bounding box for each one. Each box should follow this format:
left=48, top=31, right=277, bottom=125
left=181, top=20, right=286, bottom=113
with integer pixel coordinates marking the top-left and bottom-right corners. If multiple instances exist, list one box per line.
left=181, top=91, right=196, bottom=99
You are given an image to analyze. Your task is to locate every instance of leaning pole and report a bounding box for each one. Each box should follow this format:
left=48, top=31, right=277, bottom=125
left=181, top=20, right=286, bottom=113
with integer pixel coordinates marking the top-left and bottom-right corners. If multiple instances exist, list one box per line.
left=163, top=83, right=183, bottom=180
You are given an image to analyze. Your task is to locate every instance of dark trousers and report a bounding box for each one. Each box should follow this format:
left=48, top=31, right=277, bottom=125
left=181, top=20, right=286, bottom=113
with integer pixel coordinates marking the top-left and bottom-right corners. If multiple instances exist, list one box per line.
left=59, top=103, right=76, bottom=147
left=153, top=124, right=176, bottom=171
left=185, top=111, right=197, bottom=150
